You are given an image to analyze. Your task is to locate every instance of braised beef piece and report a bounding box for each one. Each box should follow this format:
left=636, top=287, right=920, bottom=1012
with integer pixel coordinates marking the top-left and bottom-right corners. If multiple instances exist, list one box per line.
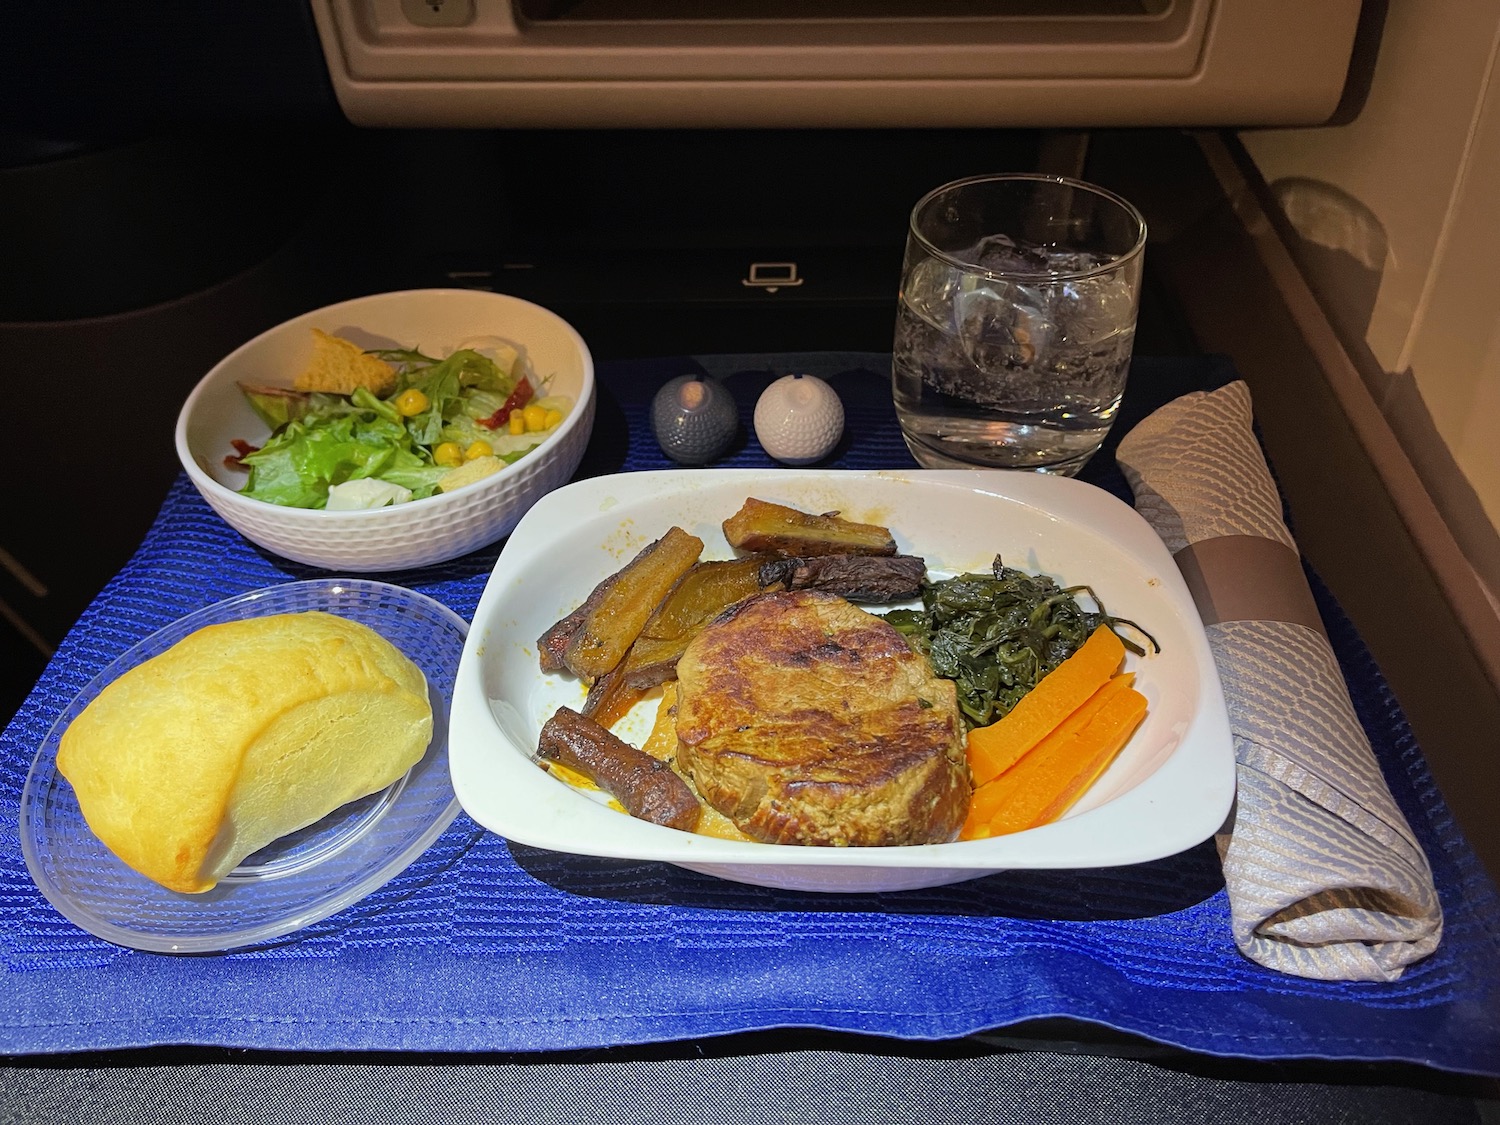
left=756, top=553, right=927, bottom=602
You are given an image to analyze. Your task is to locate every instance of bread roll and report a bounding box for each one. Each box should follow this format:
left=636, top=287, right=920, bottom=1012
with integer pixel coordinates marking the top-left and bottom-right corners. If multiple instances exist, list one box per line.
left=57, top=611, right=433, bottom=894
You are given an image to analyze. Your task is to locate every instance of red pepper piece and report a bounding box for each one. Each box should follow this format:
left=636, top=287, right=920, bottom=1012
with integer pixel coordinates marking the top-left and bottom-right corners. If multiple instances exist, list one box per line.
left=477, top=376, right=534, bottom=429
left=224, top=439, right=260, bottom=471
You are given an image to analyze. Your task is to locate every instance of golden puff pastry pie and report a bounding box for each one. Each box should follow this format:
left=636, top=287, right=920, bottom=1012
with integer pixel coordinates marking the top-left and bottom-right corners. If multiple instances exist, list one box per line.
left=57, top=611, right=432, bottom=894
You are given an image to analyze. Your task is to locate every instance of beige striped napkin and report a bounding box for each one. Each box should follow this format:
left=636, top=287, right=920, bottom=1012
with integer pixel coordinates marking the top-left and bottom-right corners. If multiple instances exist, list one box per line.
left=1115, top=380, right=1443, bottom=981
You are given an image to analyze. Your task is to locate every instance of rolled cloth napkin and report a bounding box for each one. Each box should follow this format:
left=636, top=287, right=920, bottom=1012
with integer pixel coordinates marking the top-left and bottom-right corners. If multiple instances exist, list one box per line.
left=1115, top=379, right=1443, bottom=982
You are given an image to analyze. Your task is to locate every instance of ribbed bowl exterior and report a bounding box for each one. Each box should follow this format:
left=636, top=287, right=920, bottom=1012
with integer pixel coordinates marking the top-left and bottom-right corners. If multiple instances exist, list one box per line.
left=176, top=289, right=596, bottom=572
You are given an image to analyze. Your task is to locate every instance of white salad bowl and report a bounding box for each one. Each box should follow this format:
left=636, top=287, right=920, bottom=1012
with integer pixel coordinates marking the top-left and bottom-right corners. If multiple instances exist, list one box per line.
left=175, top=288, right=596, bottom=572
left=448, top=468, right=1237, bottom=894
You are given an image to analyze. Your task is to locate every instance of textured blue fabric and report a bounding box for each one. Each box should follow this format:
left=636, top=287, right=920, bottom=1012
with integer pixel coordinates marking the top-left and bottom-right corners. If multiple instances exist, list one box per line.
left=3, top=354, right=1498, bottom=1076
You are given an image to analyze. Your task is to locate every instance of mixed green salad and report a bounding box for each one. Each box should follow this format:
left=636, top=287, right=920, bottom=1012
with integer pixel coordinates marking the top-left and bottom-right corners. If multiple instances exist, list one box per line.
left=230, top=335, right=570, bottom=510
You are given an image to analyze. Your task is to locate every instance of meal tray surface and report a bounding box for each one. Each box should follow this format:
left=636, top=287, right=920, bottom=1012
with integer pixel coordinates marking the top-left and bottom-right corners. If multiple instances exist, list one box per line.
left=1, top=353, right=1496, bottom=1076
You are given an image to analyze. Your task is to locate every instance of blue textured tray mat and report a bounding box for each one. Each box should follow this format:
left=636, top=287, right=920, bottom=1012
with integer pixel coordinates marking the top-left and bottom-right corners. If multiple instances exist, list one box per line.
left=2, top=353, right=1498, bottom=1075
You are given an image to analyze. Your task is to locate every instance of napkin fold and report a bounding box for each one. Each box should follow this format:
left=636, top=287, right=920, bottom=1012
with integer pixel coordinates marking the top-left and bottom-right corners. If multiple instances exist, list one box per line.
left=1115, top=380, right=1443, bottom=982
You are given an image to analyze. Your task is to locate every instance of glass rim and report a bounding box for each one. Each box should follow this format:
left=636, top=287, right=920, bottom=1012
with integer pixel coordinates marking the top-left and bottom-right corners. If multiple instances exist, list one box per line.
left=908, top=172, right=1148, bottom=282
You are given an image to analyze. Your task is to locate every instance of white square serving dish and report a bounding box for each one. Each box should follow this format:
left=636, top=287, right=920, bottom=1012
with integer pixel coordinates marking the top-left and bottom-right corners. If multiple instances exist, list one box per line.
left=448, top=469, right=1235, bottom=893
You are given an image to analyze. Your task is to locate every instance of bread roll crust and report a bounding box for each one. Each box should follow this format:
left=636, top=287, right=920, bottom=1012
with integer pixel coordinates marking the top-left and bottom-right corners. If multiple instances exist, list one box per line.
left=57, top=611, right=432, bottom=893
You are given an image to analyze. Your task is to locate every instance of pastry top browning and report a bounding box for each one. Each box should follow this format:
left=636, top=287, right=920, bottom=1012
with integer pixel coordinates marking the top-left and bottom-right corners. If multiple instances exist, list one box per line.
left=674, top=590, right=970, bottom=847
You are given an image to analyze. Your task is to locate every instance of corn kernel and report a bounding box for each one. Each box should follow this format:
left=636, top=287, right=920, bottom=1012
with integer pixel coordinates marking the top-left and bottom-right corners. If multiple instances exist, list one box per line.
left=508, top=409, right=526, bottom=435
left=464, top=440, right=494, bottom=461
left=393, top=387, right=429, bottom=417
left=522, top=404, right=548, bottom=432
left=433, top=441, right=463, bottom=467
left=543, top=408, right=564, bottom=429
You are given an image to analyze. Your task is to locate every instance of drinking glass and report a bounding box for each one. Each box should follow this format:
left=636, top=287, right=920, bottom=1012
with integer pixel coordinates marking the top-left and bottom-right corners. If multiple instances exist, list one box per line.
left=892, top=173, right=1147, bottom=475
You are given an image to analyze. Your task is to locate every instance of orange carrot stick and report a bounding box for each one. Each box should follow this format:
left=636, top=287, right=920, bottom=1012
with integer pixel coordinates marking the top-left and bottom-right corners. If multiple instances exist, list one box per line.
left=958, top=772, right=1015, bottom=840
left=959, top=673, right=1134, bottom=840
left=965, top=624, right=1126, bottom=787
left=981, top=677, right=1147, bottom=837
left=1030, top=689, right=1148, bottom=828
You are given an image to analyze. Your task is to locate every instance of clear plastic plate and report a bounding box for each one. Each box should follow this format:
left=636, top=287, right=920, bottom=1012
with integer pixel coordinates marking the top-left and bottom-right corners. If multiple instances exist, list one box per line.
left=19, top=579, right=466, bottom=953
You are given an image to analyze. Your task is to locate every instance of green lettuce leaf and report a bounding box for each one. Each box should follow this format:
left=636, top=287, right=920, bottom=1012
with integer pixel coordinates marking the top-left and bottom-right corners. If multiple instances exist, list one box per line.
left=240, top=406, right=447, bottom=508
left=234, top=338, right=540, bottom=510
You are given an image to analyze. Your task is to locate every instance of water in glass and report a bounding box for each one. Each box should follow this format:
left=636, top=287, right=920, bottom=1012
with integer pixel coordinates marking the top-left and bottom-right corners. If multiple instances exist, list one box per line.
left=893, top=234, right=1139, bottom=475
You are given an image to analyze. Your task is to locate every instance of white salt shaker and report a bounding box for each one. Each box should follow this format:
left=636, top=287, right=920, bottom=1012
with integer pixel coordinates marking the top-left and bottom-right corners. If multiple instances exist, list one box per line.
left=753, top=373, right=844, bottom=465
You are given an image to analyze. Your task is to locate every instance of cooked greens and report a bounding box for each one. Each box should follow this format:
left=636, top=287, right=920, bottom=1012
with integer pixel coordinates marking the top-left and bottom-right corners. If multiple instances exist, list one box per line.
left=882, top=555, right=1156, bottom=731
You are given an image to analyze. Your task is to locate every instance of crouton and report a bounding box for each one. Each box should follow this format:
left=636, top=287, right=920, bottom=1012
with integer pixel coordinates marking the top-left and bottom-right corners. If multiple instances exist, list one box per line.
left=294, top=329, right=397, bottom=397
left=436, top=455, right=506, bottom=493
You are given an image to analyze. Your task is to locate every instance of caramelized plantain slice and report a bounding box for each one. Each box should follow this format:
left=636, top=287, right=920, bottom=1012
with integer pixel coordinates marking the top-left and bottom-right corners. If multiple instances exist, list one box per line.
left=620, top=555, right=783, bottom=689
left=560, top=525, right=704, bottom=681
left=579, top=662, right=642, bottom=731
left=538, top=706, right=702, bottom=831
left=722, top=497, right=897, bottom=557
left=537, top=603, right=590, bottom=674
left=581, top=555, right=783, bottom=729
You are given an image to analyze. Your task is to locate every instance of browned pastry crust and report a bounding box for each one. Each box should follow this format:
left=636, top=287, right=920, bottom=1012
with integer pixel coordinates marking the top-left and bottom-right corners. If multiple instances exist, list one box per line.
left=674, top=590, right=969, bottom=847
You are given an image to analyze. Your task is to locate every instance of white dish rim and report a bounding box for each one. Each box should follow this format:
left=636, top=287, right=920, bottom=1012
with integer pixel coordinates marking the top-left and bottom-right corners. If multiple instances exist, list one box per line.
left=449, top=468, right=1236, bottom=887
